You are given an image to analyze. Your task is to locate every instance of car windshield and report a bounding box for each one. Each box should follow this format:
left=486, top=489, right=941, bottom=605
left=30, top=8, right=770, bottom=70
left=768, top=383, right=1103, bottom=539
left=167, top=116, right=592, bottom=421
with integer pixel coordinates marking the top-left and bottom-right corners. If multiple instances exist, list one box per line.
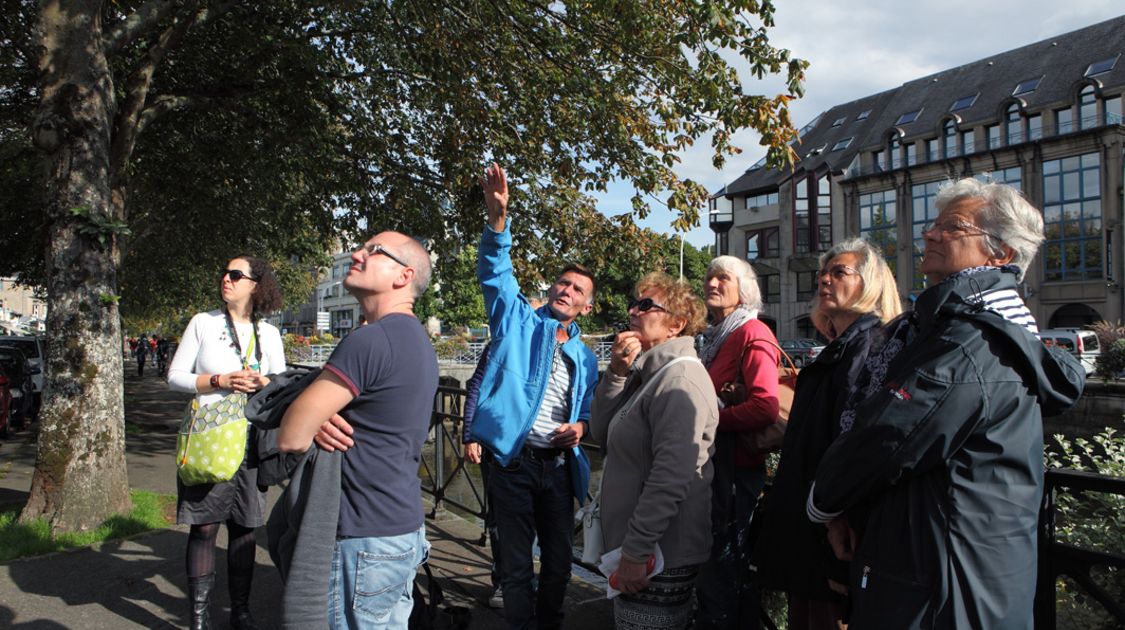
left=0, top=339, right=39, bottom=358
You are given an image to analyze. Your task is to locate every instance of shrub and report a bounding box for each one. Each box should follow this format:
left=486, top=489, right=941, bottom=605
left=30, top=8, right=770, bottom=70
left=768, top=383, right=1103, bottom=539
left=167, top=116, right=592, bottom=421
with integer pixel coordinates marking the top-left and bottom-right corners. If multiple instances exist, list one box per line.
left=1095, top=339, right=1125, bottom=381
left=1045, top=429, right=1125, bottom=629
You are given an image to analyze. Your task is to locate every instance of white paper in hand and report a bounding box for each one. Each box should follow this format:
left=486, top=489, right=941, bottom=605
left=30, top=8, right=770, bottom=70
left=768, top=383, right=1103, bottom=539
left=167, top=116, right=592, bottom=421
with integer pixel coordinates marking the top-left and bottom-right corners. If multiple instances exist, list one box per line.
left=598, top=544, right=665, bottom=599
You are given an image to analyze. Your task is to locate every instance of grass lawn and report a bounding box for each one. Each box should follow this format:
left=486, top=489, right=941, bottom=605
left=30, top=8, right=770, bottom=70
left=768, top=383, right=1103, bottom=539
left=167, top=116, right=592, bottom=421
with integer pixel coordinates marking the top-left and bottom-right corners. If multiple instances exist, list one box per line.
left=0, top=491, right=175, bottom=562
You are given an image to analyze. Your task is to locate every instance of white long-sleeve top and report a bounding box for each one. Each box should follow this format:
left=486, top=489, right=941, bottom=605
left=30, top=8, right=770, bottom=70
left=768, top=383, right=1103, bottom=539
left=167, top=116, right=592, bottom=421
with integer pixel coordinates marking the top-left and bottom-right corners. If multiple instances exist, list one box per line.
left=168, top=309, right=286, bottom=406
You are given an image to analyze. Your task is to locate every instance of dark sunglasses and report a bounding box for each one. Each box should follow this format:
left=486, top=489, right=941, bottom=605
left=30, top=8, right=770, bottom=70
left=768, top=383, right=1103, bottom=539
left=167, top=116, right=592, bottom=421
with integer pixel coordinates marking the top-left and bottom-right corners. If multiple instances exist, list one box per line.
left=627, top=297, right=668, bottom=313
left=221, top=269, right=258, bottom=283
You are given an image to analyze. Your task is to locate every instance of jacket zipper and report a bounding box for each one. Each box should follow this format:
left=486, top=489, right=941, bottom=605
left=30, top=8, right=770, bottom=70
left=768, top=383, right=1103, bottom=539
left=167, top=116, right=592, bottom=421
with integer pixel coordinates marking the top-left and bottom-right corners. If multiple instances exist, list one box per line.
left=861, top=565, right=870, bottom=589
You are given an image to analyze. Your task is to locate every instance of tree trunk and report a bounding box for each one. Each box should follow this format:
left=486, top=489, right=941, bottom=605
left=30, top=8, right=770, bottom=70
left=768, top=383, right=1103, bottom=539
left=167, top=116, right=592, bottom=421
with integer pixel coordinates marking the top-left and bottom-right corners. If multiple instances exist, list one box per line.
left=22, top=0, right=131, bottom=532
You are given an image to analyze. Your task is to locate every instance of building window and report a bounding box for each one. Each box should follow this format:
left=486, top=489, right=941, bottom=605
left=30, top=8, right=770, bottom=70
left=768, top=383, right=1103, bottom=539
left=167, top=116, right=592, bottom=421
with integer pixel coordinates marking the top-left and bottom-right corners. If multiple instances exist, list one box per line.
left=896, top=109, right=922, bottom=125
left=794, top=177, right=810, bottom=253
left=1056, top=107, right=1073, bottom=135
left=1106, top=95, right=1122, bottom=124
left=796, top=271, right=817, bottom=302
left=1006, top=104, right=1022, bottom=144
left=745, top=227, right=779, bottom=259
left=925, top=138, right=938, bottom=162
left=856, top=109, right=871, bottom=121
left=1085, top=55, right=1119, bottom=78
left=759, top=273, right=780, bottom=303
left=950, top=94, right=978, bottom=111
left=911, top=181, right=941, bottom=291
left=873, top=150, right=885, bottom=172
left=832, top=117, right=846, bottom=127
left=943, top=120, right=958, bottom=158
left=831, top=137, right=853, bottom=151
left=1028, top=113, right=1043, bottom=140
left=961, top=130, right=974, bottom=154
left=986, top=125, right=1000, bottom=149
left=716, top=231, right=729, bottom=256
left=1079, top=86, right=1097, bottom=130
left=817, top=174, right=832, bottom=250
left=906, top=142, right=918, bottom=166
left=1013, top=76, right=1042, bottom=96
left=859, top=190, right=897, bottom=274
left=747, top=191, right=779, bottom=208
left=979, top=166, right=1022, bottom=190
left=1042, top=153, right=1102, bottom=282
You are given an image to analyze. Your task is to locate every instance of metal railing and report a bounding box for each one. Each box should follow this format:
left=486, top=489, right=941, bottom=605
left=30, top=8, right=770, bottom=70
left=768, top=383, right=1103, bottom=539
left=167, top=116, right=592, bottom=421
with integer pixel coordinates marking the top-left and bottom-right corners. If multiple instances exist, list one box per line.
left=420, top=383, right=487, bottom=524
left=1035, top=468, right=1125, bottom=629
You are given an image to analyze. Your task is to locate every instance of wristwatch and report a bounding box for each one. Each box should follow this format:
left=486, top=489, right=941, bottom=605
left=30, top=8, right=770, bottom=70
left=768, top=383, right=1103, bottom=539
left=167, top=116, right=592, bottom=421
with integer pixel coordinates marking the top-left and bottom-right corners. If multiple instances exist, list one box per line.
left=210, top=374, right=221, bottom=389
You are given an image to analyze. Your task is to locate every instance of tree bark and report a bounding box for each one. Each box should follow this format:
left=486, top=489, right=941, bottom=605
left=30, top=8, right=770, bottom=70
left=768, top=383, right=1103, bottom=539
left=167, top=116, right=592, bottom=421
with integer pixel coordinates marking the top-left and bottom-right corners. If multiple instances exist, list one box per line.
left=22, top=0, right=131, bottom=532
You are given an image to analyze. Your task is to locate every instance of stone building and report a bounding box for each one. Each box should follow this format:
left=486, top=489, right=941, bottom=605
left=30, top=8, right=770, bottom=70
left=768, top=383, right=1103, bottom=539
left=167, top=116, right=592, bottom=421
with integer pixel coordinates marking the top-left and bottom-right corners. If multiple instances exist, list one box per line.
left=711, top=16, right=1125, bottom=339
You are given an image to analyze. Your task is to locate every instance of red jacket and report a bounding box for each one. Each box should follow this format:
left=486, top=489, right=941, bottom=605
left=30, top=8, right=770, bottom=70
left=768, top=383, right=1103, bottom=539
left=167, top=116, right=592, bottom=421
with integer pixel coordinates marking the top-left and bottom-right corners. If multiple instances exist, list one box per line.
left=705, top=319, right=780, bottom=467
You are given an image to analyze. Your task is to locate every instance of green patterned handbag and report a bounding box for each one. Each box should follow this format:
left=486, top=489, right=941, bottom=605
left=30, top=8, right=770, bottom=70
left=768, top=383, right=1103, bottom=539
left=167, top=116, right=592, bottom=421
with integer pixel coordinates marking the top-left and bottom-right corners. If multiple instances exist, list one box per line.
left=176, top=392, right=249, bottom=486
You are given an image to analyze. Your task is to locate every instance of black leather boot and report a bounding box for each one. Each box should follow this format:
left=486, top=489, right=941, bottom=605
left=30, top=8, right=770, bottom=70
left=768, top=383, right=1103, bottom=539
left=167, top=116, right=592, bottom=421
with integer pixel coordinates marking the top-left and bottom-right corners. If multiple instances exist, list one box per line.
left=187, top=573, right=214, bottom=630
left=228, top=572, right=260, bottom=630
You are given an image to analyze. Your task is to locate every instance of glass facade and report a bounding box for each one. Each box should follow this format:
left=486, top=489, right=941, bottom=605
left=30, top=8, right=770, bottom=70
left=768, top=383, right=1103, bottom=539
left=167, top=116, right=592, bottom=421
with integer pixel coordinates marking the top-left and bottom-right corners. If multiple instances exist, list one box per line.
left=911, top=181, right=941, bottom=290
left=859, top=190, right=897, bottom=274
left=1042, top=153, right=1102, bottom=281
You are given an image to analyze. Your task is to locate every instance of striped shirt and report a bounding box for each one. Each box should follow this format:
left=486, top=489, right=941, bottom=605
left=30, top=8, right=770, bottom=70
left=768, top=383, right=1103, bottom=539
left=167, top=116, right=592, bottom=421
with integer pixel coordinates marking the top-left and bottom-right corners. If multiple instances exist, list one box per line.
left=524, top=342, right=573, bottom=448
left=970, top=287, right=1040, bottom=336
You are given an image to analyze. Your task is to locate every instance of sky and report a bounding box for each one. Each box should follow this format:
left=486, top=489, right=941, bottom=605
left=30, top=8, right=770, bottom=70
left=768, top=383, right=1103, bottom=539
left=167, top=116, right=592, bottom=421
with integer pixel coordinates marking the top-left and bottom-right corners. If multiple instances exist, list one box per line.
left=595, top=1, right=1125, bottom=249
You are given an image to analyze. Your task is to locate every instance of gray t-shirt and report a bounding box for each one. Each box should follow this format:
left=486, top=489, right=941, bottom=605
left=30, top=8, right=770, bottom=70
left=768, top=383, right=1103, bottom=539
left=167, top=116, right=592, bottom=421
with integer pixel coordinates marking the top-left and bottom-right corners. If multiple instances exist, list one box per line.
left=324, top=314, right=438, bottom=537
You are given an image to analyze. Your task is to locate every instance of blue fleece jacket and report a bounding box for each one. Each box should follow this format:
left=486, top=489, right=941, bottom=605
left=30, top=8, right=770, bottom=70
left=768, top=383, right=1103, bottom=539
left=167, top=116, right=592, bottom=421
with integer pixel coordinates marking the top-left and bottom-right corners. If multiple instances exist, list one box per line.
left=468, top=224, right=598, bottom=504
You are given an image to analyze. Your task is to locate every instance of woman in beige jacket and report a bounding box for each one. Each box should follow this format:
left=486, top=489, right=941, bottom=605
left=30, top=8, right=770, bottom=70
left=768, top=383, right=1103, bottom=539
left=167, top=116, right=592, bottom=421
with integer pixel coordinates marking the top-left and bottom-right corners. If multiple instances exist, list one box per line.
left=591, top=272, right=718, bottom=630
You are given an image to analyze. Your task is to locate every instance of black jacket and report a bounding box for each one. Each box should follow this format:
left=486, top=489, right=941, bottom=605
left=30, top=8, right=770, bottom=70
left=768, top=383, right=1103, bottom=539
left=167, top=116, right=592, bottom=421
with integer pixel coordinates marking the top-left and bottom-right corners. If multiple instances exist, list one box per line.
left=754, top=313, right=884, bottom=600
left=811, top=269, right=1085, bottom=629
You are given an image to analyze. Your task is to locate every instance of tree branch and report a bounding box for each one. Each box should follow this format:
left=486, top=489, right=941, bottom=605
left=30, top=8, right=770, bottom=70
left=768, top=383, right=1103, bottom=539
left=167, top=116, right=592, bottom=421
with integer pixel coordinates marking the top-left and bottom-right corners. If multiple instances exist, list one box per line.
left=103, top=0, right=192, bottom=57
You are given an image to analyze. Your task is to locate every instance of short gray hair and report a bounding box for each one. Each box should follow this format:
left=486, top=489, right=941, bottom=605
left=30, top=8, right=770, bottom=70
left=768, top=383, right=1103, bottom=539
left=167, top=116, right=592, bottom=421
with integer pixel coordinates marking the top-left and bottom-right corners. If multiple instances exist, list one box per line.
left=706, top=255, right=762, bottom=311
left=934, top=178, right=1044, bottom=281
left=398, top=236, right=433, bottom=298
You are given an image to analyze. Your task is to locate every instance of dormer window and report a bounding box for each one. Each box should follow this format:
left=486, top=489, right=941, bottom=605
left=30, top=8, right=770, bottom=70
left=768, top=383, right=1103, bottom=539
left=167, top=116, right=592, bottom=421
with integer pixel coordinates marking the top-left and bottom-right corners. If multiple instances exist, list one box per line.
left=1012, top=76, right=1042, bottom=96
left=831, top=117, right=846, bottom=127
left=950, top=93, right=978, bottom=111
left=831, top=137, right=853, bottom=151
left=805, top=144, right=828, bottom=158
left=856, top=110, right=871, bottom=121
left=896, top=109, right=922, bottom=125
left=1085, top=54, right=1119, bottom=78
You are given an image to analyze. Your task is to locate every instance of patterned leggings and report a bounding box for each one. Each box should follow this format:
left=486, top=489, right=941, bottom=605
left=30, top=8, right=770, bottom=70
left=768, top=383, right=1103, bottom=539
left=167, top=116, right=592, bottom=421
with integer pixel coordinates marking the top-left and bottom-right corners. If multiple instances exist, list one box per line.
left=613, top=565, right=699, bottom=630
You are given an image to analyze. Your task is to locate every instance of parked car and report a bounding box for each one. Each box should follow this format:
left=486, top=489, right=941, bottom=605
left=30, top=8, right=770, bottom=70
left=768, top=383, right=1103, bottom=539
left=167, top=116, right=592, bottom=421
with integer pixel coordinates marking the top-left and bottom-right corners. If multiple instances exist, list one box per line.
left=0, top=346, right=37, bottom=429
left=780, top=338, right=826, bottom=368
left=0, top=369, right=11, bottom=439
left=1040, top=328, right=1100, bottom=376
left=0, top=335, right=45, bottom=415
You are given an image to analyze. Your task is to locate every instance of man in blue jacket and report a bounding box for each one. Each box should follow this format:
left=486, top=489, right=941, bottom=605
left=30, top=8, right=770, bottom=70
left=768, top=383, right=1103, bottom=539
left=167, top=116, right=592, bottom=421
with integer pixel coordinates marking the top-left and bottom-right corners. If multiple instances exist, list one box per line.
left=470, top=163, right=600, bottom=630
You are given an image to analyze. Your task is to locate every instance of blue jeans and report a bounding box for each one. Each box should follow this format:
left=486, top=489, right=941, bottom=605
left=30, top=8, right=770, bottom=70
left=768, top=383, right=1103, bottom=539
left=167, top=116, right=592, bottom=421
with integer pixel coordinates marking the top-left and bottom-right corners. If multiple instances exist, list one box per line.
left=328, top=525, right=429, bottom=630
left=490, top=448, right=574, bottom=630
left=695, top=463, right=767, bottom=630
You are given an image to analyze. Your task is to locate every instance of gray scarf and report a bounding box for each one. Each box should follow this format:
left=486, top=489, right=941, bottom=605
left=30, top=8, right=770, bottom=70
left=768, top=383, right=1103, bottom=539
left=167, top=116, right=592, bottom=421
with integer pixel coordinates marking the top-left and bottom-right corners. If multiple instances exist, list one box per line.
left=698, top=306, right=757, bottom=368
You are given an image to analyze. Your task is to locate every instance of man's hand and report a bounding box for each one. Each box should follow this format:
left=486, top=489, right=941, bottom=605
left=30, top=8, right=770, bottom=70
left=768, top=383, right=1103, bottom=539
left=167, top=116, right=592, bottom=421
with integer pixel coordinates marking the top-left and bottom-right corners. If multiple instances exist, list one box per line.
left=480, top=162, right=509, bottom=232
left=464, top=441, right=483, bottom=464
left=313, top=414, right=355, bottom=452
left=612, top=555, right=652, bottom=594
left=826, top=516, right=857, bottom=561
left=609, top=331, right=642, bottom=376
left=550, top=422, right=585, bottom=449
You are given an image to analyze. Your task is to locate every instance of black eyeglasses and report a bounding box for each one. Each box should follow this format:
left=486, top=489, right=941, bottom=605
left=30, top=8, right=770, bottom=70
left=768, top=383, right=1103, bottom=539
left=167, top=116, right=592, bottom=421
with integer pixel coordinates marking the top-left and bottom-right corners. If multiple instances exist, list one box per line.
left=627, top=297, right=668, bottom=313
left=221, top=269, right=258, bottom=283
left=360, top=243, right=410, bottom=268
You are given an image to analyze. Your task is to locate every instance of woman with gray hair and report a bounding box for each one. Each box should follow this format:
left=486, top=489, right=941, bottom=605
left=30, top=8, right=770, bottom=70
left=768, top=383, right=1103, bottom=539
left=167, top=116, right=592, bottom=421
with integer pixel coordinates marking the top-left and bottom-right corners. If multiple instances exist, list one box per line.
left=694, top=255, right=780, bottom=629
left=754, top=238, right=901, bottom=629
left=807, top=178, right=1085, bottom=629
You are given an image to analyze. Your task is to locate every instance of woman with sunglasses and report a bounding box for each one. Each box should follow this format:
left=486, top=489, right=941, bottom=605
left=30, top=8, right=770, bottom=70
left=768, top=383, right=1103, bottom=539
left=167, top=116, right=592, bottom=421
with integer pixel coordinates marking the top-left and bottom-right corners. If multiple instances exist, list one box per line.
left=590, top=273, right=717, bottom=629
left=167, top=256, right=285, bottom=630
left=693, top=254, right=779, bottom=630
left=752, top=238, right=901, bottom=629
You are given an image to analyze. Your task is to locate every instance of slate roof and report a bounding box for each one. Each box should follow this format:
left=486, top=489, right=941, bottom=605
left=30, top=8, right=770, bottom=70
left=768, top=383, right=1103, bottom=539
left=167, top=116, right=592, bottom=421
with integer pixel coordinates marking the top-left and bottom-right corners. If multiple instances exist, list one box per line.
left=721, top=14, right=1125, bottom=197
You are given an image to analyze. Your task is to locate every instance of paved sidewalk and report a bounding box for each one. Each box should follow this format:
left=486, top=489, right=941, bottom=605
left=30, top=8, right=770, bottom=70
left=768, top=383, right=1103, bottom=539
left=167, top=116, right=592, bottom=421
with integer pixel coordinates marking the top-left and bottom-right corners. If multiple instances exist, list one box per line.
left=0, top=366, right=612, bottom=629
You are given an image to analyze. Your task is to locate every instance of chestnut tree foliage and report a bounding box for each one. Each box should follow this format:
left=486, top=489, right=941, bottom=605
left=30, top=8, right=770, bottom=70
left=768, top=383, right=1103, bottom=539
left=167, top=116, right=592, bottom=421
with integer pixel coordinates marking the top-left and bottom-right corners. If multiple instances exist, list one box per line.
left=1, top=0, right=804, bottom=530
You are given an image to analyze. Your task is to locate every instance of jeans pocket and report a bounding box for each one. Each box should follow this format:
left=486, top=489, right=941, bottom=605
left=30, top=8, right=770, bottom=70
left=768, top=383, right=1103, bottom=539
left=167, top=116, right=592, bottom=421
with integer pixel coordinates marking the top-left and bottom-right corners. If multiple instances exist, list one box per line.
left=353, top=547, right=415, bottom=623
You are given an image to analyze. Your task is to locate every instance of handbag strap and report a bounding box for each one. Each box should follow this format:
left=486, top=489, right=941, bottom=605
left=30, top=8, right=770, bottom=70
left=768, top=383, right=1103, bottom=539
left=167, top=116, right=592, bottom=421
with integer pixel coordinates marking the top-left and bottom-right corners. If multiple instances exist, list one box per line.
left=745, top=338, right=800, bottom=372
